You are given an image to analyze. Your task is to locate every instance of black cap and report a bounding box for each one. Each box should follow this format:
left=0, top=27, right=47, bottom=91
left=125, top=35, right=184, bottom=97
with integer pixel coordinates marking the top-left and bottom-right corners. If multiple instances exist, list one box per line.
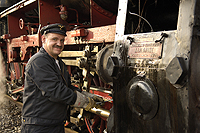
left=40, top=23, right=67, bottom=36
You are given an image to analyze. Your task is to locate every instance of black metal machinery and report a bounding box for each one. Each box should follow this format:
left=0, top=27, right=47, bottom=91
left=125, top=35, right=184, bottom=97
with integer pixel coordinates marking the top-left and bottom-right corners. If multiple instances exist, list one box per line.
left=97, top=0, right=200, bottom=132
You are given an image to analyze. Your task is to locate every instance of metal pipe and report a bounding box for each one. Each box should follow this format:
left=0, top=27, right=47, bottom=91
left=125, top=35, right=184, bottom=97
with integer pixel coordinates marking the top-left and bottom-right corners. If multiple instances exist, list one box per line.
left=0, top=0, right=27, bottom=15
left=90, top=86, right=112, bottom=94
left=0, top=0, right=36, bottom=18
left=89, top=107, right=110, bottom=118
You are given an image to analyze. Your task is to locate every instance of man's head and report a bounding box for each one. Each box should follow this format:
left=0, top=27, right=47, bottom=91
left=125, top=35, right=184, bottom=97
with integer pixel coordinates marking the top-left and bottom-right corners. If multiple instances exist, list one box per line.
left=40, top=23, right=66, bottom=59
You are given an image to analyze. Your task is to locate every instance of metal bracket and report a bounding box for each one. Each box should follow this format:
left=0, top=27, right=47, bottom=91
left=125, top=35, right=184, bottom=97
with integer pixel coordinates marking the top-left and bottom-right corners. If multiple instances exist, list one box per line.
left=115, top=0, right=128, bottom=41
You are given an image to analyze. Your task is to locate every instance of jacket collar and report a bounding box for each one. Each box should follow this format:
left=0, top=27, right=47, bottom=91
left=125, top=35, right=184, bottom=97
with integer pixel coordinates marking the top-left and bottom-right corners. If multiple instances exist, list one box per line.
left=40, top=47, right=64, bottom=72
left=40, top=47, right=61, bottom=60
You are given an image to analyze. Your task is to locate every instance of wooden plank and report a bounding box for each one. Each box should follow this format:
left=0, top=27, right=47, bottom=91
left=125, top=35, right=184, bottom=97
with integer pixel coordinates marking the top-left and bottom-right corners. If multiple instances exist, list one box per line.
left=62, top=59, right=78, bottom=66
left=59, top=51, right=84, bottom=57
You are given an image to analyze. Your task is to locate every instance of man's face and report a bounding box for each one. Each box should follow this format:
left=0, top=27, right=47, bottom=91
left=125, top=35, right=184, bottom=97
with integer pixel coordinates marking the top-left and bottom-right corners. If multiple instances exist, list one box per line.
left=42, top=33, right=65, bottom=59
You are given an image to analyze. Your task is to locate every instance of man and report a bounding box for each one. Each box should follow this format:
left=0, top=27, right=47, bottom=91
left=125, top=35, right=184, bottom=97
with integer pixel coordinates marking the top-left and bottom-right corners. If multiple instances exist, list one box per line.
left=21, top=23, right=98, bottom=133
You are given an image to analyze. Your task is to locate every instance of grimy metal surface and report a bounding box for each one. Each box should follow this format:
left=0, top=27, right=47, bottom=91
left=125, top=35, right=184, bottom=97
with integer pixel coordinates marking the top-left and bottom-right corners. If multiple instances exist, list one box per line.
left=110, top=0, right=198, bottom=132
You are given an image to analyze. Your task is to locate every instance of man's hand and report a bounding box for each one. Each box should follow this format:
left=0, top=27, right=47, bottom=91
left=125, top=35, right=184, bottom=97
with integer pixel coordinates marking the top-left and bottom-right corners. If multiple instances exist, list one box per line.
left=81, top=91, right=104, bottom=103
left=84, top=97, right=96, bottom=111
left=73, top=91, right=100, bottom=111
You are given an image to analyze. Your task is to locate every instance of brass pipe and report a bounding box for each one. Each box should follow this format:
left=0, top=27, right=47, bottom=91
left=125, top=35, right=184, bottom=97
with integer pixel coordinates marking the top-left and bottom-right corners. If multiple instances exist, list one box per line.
left=89, top=107, right=110, bottom=118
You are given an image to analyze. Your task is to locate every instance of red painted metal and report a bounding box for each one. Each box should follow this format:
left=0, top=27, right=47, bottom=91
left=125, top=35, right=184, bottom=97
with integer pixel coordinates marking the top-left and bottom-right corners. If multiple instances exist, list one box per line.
left=71, top=28, right=88, bottom=37
left=99, top=77, right=104, bottom=87
left=67, top=65, right=72, bottom=75
left=90, top=0, right=116, bottom=27
left=0, top=42, right=6, bottom=47
left=2, top=34, right=11, bottom=39
left=92, top=116, right=101, bottom=128
left=99, top=119, right=105, bottom=133
left=6, top=1, right=38, bottom=38
left=7, top=14, right=26, bottom=38
left=13, top=62, right=21, bottom=80
left=22, top=63, right=26, bottom=79
left=21, top=35, right=28, bottom=41
left=39, top=0, right=68, bottom=27
left=6, top=34, right=40, bottom=63
left=65, top=24, right=116, bottom=45
left=67, top=8, right=80, bottom=24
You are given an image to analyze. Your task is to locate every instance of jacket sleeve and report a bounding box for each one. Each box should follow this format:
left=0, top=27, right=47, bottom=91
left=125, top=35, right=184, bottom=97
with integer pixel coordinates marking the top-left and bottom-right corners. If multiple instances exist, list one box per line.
left=25, top=56, right=77, bottom=105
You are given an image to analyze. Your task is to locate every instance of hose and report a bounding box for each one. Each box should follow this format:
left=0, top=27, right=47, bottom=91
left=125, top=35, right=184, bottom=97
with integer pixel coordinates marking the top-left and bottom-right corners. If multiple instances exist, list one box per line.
left=84, top=118, right=95, bottom=133
left=129, top=11, right=153, bottom=32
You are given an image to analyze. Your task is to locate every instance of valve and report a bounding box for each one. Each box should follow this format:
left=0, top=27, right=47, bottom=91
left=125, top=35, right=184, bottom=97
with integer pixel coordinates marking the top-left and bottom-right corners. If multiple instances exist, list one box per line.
left=57, top=5, right=68, bottom=20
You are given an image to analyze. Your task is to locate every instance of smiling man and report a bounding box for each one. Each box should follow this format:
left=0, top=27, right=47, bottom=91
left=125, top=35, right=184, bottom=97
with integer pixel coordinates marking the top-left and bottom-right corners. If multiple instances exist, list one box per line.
left=42, top=25, right=65, bottom=59
left=43, top=33, right=64, bottom=58
left=21, top=23, right=98, bottom=133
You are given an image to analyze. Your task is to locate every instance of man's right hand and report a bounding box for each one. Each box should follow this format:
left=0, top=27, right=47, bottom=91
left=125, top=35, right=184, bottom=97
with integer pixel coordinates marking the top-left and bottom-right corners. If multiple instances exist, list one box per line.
left=84, top=97, right=96, bottom=111
left=73, top=91, right=97, bottom=111
left=81, top=91, right=104, bottom=103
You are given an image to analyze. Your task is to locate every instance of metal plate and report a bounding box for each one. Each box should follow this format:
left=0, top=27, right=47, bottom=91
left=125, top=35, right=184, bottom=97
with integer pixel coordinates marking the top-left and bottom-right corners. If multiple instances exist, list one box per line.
left=128, top=41, right=162, bottom=59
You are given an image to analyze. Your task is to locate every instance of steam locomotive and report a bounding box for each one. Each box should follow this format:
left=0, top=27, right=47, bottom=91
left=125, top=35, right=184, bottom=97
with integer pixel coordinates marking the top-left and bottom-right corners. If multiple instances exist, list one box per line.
left=0, top=0, right=199, bottom=132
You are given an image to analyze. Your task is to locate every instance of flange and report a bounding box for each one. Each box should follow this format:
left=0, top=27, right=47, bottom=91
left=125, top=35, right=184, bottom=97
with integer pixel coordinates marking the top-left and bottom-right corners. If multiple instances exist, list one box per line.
left=96, top=44, right=113, bottom=84
left=126, top=76, right=158, bottom=120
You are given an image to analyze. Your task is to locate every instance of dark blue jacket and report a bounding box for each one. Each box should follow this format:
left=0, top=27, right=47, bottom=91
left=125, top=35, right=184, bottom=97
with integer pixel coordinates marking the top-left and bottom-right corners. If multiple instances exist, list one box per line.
left=22, top=47, right=79, bottom=126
